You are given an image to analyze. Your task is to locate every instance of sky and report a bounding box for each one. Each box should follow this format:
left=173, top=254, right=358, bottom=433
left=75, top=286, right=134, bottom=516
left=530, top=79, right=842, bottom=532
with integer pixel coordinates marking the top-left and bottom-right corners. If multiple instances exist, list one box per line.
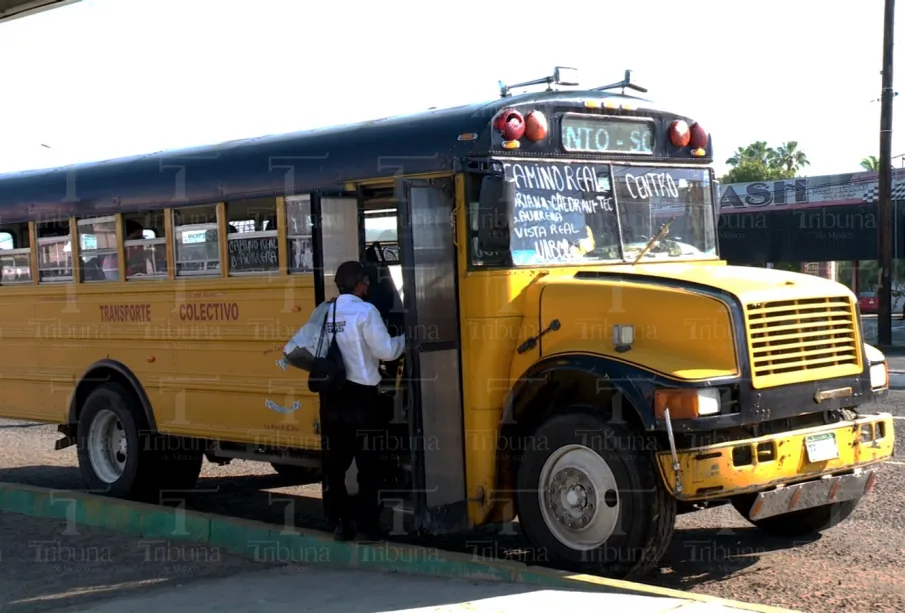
left=0, top=0, right=902, bottom=179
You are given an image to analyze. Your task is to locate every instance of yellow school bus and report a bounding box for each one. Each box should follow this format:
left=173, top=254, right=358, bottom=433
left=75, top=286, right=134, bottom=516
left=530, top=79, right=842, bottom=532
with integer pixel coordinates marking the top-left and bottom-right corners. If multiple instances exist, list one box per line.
left=0, top=67, right=894, bottom=579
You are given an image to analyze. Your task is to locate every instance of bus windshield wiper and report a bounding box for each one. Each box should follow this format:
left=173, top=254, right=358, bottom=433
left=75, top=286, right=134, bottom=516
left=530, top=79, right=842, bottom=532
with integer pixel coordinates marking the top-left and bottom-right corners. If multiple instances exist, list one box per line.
left=631, top=216, right=676, bottom=265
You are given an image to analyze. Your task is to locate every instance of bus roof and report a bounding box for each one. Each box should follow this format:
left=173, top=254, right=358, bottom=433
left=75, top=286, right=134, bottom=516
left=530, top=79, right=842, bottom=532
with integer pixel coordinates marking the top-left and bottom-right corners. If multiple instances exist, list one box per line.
left=0, top=88, right=684, bottom=223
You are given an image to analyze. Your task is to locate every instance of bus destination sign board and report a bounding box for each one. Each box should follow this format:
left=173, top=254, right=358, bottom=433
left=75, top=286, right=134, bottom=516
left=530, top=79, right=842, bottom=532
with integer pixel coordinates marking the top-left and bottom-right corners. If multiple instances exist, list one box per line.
left=561, top=115, right=654, bottom=155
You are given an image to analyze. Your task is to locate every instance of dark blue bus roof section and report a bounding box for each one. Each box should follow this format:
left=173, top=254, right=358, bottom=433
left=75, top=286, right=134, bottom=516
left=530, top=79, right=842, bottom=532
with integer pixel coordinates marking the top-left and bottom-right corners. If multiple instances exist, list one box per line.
left=0, top=89, right=685, bottom=224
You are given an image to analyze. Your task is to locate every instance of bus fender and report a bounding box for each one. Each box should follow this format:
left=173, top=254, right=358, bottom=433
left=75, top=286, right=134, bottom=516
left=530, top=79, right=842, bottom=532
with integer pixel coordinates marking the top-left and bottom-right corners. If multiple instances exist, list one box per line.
left=500, top=354, right=657, bottom=436
left=67, top=359, right=157, bottom=432
left=489, top=355, right=657, bottom=520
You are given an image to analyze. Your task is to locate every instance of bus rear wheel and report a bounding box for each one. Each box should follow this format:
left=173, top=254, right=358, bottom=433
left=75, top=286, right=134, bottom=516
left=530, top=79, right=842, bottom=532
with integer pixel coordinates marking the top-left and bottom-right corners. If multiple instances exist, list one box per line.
left=516, top=410, right=676, bottom=580
left=731, top=494, right=860, bottom=537
left=76, top=382, right=202, bottom=501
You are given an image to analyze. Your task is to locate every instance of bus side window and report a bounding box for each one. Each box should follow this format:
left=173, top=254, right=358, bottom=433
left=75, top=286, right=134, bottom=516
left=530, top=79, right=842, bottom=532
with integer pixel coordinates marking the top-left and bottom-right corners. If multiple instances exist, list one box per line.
left=0, top=223, right=32, bottom=285
left=173, top=205, right=220, bottom=277
left=226, top=197, right=278, bottom=275
left=36, top=220, right=73, bottom=283
left=77, top=216, right=117, bottom=282
left=285, top=195, right=313, bottom=274
left=123, top=210, right=167, bottom=280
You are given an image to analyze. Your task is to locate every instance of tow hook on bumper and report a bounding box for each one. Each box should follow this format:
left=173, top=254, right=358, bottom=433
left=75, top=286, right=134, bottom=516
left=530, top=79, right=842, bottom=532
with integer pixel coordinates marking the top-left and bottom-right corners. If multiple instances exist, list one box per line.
left=737, top=469, right=878, bottom=521
left=663, top=407, right=683, bottom=494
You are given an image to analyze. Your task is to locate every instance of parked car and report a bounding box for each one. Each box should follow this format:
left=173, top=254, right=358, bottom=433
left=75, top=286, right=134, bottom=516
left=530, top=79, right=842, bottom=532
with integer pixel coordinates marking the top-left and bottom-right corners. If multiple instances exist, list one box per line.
left=859, top=291, right=878, bottom=314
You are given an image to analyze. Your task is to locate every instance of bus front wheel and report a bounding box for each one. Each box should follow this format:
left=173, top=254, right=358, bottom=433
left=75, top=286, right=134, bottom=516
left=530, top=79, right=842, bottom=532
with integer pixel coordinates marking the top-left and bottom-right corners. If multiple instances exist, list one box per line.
left=516, top=410, right=676, bottom=580
left=76, top=382, right=202, bottom=501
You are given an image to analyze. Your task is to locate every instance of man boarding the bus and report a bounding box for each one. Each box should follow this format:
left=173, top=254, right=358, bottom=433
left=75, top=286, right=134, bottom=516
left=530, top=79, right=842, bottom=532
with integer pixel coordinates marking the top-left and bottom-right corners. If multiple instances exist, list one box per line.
left=323, top=260, right=406, bottom=542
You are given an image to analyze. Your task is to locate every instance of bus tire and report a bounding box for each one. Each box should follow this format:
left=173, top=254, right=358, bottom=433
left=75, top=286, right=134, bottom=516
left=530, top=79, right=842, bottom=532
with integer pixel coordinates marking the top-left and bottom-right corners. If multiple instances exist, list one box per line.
left=516, top=410, right=676, bottom=579
left=270, top=463, right=322, bottom=485
left=76, top=382, right=165, bottom=501
left=156, top=435, right=204, bottom=492
left=731, top=495, right=860, bottom=537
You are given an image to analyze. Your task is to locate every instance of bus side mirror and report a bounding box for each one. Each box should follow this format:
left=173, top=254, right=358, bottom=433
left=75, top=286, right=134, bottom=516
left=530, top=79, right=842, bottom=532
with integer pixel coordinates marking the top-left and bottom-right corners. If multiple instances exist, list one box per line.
left=477, top=175, right=515, bottom=252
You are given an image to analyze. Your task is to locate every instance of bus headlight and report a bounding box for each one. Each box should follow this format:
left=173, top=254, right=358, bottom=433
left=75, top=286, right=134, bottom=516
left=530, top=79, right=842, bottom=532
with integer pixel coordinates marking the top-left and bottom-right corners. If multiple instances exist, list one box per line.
left=870, top=361, right=889, bottom=390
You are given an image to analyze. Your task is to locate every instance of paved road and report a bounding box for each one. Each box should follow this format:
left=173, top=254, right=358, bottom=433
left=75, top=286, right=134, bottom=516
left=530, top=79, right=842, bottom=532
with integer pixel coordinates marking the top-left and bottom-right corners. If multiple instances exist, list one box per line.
left=859, top=315, right=905, bottom=346
left=1, top=395, right=903, bottom=613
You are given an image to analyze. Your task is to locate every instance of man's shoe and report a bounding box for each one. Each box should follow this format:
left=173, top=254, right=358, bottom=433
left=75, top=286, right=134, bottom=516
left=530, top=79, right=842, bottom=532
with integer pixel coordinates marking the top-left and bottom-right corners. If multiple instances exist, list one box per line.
left=334, top=524, right=354, bottom=542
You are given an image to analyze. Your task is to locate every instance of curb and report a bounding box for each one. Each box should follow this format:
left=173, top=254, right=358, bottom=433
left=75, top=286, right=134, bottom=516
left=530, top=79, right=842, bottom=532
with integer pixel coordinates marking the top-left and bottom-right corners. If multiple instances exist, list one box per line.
left=0, top=482, right=798, bottom=613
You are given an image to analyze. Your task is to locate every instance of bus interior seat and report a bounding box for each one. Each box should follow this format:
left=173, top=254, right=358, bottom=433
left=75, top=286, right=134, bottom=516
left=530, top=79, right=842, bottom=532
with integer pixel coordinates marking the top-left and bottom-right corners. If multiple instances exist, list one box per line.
left=364, top=242, right=382, bottom=266
left=81, top=256, right=107, bottom=282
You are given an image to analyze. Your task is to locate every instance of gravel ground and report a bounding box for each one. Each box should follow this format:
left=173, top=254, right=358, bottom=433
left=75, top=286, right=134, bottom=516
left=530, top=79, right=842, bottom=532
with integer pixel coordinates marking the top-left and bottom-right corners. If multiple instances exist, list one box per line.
left=1, top=394, right=904, bottom=613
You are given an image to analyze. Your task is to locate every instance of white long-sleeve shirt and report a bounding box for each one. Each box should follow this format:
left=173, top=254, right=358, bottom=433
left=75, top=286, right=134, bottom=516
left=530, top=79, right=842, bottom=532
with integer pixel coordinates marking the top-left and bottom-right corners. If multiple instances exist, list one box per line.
left=325, top=293, right=406, bottom=386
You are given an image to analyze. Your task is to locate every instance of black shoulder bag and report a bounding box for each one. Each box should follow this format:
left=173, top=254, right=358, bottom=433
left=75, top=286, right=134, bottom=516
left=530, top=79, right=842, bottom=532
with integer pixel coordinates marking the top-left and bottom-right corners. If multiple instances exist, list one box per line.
left=307, top=299, right=346, bottom=394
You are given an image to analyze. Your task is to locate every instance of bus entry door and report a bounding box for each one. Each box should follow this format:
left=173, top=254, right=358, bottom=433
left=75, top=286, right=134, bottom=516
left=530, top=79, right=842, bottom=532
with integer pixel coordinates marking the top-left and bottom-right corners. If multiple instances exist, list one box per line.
left=395, top=178, right=468, bottom=533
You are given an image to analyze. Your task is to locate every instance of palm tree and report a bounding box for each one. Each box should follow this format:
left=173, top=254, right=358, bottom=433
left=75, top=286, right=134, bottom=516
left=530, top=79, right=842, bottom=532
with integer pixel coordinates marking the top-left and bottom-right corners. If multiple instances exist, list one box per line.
left=772, top=141, right=810, bottom=174
left=725, top=146, right=748, bottom=167
left=726, top=141, right=773, bottom=166
left=861, top=155, right=881, bottom=171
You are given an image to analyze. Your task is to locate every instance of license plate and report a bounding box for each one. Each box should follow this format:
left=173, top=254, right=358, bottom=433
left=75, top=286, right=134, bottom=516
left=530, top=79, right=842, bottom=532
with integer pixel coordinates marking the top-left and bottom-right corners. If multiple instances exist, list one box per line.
left=805, top=432, right=840, bottom=463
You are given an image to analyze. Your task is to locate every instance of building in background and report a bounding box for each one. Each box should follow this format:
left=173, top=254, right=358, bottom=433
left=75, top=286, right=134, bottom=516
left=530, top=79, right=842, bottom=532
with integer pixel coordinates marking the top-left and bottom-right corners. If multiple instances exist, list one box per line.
left=718, top=169, right=905, bottom=311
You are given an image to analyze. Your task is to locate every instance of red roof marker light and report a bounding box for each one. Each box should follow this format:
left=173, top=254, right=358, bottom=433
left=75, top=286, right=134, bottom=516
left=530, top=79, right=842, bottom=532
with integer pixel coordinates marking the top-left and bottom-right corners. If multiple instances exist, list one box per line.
left=668, top=120, right=690, bottom=148
left=524, top=111, right=548, bottom=142
left=689, top=122, right=709, bottom=149
left=494, top=109, right=526, bottom=141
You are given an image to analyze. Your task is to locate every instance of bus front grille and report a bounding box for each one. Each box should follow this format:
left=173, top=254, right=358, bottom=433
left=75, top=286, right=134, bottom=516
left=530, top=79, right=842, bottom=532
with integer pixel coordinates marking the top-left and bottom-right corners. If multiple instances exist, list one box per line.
left=745, top=296, right=860, bottom=386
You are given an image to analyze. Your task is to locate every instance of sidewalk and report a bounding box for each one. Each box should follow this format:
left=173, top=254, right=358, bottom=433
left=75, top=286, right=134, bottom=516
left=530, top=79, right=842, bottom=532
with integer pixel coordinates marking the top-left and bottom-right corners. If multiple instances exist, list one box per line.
left=0, top=483, right=797, bottom=613
left=0, top=509, right=784, bottom=613
left=48, top=564, right=774, bottom=613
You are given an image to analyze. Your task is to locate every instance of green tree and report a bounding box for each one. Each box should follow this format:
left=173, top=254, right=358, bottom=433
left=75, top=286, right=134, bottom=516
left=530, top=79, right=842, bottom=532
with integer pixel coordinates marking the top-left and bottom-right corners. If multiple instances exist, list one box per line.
left=725, top=141, right=766, bottom=166
left=772, top=141, right=810, bottom=175
left=720, top=140, right=810, bottom=184
left=860, top=155, right=880, bottom=171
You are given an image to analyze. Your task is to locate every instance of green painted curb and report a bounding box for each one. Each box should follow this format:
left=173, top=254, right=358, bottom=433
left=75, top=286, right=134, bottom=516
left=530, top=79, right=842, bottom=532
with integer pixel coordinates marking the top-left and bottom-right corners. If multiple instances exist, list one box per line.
left=0, top=482, right=798, bottom=613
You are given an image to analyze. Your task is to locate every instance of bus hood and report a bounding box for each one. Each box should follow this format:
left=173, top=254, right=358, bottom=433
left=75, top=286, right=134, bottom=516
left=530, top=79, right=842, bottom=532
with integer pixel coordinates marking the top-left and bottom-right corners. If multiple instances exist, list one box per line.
left=572, top=262, right=855, bottom=304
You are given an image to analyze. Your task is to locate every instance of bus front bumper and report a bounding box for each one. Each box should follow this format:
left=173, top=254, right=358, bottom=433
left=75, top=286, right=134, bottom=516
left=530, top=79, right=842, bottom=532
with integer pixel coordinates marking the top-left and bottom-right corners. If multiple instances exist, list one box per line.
left=736, top=469, right=875, bottom=521
left=655, top=413, right=895, bottom=502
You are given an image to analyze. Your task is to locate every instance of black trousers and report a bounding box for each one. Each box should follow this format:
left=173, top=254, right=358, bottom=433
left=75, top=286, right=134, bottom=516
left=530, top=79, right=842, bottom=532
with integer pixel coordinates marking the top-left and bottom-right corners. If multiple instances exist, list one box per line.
left=320, top=381, right=383, bottom=532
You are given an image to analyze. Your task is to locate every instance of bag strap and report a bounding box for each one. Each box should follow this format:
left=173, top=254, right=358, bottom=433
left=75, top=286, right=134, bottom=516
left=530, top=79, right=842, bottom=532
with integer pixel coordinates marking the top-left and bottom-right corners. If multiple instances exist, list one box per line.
left=314, top=299, right=331, bottom=356
left=330, top=299, right=339, bottom=345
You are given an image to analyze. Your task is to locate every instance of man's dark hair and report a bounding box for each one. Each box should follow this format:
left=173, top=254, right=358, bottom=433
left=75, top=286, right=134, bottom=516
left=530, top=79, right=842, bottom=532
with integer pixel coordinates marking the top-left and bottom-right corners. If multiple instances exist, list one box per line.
left=335, top=260, right=366, bottom=294
left=124, top=219, right=144, bottom=238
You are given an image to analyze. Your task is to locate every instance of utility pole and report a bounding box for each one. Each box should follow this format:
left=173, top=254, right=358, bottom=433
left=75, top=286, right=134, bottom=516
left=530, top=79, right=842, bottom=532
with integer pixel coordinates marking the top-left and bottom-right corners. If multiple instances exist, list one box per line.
left=878, top=0, right=896, bottom=347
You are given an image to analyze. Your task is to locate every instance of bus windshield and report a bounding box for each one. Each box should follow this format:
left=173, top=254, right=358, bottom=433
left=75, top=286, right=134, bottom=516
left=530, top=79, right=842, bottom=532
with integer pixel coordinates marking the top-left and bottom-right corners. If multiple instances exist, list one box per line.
left=501, top=161, right=717, bottom=267
left=612, top=165, right=717, bottom=262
